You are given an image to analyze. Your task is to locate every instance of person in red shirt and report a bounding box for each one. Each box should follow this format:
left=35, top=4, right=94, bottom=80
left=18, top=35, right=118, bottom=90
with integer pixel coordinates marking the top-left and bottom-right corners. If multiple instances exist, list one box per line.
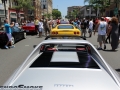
left=95, top=18, right=99, bottom=25
left=57, top=18, right=60, bottom=25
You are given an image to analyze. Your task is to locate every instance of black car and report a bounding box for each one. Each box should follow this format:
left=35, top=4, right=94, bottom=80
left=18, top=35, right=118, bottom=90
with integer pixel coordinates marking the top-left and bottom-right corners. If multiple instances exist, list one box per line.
left=0, top=26, right=26, bottom=46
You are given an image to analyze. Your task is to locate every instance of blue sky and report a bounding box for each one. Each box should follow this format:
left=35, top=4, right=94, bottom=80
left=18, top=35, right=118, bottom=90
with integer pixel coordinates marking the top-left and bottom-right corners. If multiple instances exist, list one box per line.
left=53, top=0, right=88, bottom=17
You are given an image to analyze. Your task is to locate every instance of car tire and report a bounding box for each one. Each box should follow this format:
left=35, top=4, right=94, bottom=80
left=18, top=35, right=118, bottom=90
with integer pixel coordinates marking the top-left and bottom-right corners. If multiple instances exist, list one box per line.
left=11, top=37, right=15, bottom=45
left=23, top=32, right=27, bottom=39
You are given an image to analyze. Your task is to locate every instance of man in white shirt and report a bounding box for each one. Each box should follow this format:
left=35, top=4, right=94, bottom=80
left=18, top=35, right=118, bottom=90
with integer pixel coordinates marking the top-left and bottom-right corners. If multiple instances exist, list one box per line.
left=88, top=19, right=93, bottom=37
left=38, top=19, right=44, bottom=37
left=94, top=17, right=108, bottom=50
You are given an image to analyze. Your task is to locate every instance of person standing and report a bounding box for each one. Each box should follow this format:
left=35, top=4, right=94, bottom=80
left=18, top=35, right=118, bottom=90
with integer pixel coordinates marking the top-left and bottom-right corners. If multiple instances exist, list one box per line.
left=107, top=17, right=119, bottom=51
left=94, top=17, right=108, bottom=50
left=44, top=19, right=50, bottom=36
left=81, top=19, right=87, bottom=37
left=34, top=17, right=39, bottom=34
left=57, top=18, right=60, bottom=25
left=105, top=20, right=111, bottom=43
left=4, top=19, right=15, bottom=49
left=38, top=19, right=44, bottom=37
left=88, top=19, right=93, bottom=37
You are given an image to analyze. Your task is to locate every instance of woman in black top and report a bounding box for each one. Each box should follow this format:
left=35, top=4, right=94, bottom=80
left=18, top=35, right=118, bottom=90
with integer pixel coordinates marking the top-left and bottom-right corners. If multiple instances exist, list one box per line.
left=107, top=17, right=119, bottom=51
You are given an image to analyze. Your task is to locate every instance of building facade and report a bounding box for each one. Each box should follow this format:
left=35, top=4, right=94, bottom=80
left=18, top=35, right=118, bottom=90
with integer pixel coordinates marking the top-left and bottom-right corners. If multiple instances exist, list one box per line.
left=0, top=0, right=42, bottom=26
left=80, top=5, right=97, bottom=19
left=105, top=0, right=120, bottom=17
left=33, top=0, right=41, bottom=18
left=41, top=0, right=52, bottom=18
left=67, top=6, right=82, bottom=18
left=0, top=0, right=9, bottom=26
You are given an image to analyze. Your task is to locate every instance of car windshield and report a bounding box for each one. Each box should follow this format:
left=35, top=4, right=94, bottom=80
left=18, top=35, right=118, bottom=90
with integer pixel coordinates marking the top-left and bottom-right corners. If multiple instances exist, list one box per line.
left=11, top=26, right=20, bottom=32
left=57, top=25, right=74, bottom=29
left=30, top=43, right=100, bottom=69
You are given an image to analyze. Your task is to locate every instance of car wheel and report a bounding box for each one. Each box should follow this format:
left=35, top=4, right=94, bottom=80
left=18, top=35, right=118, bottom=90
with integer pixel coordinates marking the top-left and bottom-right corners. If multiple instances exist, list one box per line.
left=11, top=37, right=15, bottom=45
left=23, top=32, right=27, bottom=39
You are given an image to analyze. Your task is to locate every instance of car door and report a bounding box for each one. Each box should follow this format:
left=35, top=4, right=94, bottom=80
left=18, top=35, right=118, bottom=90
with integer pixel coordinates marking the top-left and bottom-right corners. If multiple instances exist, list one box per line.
left=12, top=27, right=23, bottom=41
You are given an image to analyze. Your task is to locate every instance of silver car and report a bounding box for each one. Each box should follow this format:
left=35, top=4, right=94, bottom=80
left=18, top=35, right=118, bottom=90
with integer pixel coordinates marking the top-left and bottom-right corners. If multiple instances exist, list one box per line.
left=2, top=39, right=120, bottom=90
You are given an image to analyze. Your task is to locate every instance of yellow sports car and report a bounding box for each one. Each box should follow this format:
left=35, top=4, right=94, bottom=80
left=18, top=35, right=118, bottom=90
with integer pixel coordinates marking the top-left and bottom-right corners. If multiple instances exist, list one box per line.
left=50, top=24, right=81, bottom=37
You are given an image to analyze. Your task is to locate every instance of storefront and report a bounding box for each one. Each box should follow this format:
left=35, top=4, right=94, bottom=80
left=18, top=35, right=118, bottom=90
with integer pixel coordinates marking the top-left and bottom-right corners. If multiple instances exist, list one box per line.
left=8, top=8, right=24, bottom=23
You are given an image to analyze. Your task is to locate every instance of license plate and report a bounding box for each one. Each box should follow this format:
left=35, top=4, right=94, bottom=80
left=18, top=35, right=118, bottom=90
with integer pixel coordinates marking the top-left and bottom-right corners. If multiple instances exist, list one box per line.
left=26, top=30, right=29, bottom=32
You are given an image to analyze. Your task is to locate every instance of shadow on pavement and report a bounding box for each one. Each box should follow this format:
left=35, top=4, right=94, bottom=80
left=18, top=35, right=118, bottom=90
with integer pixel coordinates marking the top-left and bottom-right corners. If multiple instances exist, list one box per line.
left=116, top=69, right=120, bottom=72
left=103, top=49, right=118, bottom=52
left=0, top=46, right=9, bottom=50
left=85, top=36, right=91, bottom=38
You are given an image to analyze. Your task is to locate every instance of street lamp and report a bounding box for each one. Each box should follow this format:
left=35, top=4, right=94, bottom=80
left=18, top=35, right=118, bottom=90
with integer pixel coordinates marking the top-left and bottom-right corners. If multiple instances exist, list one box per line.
left=1, top=0, right=7, bottom=19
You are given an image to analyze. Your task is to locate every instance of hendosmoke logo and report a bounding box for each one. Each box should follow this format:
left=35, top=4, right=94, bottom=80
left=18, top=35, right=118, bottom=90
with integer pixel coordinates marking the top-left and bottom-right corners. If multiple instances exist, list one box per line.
left=0, top=84, right=43, bottom=90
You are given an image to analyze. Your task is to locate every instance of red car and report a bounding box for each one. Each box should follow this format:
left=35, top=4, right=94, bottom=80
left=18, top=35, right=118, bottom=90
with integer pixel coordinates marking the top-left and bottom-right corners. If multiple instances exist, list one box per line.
left=22, top=24, right=38, bottom=35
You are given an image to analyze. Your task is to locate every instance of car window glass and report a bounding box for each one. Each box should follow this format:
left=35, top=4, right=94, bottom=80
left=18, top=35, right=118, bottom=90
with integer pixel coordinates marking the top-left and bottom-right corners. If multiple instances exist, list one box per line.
left=57, top=25, right=74, bottom=29
left=11, top=26, right=20, bottom=32
left=30, top=44, right=100, bottom=69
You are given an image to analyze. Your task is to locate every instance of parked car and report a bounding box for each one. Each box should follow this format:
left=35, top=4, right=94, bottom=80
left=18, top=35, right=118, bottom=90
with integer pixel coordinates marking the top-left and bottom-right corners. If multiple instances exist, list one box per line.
left=22, top=22, right=37, bottom=35
left=0, top=26, right=26, bottom=47
left=2, top=37, right=120, bottom=90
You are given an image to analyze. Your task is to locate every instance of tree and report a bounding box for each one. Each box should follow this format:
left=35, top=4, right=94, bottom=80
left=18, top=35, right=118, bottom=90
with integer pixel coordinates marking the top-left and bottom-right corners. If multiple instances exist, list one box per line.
left=84, top=0, right=110, bottom=17
left=12, top=0, right=34, bottom=22
left=72, top=9, right=80, bottom=18
left=52, top=9, right=61, bottom=19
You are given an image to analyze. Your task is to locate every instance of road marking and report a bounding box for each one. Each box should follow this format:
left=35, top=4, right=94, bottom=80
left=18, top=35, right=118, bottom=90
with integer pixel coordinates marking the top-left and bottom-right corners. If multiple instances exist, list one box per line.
left=25, top=45, right=29, bottom=46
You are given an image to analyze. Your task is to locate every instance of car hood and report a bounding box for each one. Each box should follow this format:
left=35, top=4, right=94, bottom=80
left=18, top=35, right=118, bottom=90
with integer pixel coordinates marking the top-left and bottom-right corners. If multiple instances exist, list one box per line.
left=8, top=68, right=120, bottom=90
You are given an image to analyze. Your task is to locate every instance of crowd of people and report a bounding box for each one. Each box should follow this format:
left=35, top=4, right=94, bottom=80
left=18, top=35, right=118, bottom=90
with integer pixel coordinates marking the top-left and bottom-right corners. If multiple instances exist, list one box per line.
left=4, top=16, right=120, bottom=51
left=28, top=17, right=60, bottom=37
left=69, top=17, right=120, bottom=51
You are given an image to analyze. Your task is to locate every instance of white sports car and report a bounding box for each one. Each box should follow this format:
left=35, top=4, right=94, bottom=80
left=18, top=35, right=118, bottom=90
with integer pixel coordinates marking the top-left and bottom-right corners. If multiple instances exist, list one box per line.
left=2, top=37, right=120, bottom=90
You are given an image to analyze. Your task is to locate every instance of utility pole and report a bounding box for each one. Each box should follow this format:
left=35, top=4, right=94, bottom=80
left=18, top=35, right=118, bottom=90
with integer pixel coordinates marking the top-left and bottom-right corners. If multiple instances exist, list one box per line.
left=2, top=0, right=7, bottom=19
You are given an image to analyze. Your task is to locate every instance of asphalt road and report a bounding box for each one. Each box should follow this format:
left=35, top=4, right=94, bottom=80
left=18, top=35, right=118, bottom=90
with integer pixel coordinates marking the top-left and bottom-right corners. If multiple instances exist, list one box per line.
left=0, top=33, right=120, bottom=85
left=0, top=35, right=45, bottom=85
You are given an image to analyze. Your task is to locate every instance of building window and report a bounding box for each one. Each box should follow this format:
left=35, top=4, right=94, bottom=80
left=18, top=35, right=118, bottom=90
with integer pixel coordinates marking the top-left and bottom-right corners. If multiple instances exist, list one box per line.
left=0, top=10, right=4, bottom=14
left=20, top=14, right=24, bottom=17
left=43, top=4, right=46, bottom=9
left=11, top=18, right=17, bottom=22
left=10, top=13, right=17, bottom=16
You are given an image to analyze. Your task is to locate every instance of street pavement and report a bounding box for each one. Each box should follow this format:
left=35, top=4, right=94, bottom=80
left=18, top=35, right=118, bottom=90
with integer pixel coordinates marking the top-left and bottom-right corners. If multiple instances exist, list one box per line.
left=0, top=35, right=45, bottom=85
left=0, top=33, right=120, bottom=85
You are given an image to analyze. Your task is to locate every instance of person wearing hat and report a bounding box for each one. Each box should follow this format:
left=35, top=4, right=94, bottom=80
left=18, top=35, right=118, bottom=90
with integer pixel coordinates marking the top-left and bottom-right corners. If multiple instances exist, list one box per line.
left=94, top=17, right=108, bottom=50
